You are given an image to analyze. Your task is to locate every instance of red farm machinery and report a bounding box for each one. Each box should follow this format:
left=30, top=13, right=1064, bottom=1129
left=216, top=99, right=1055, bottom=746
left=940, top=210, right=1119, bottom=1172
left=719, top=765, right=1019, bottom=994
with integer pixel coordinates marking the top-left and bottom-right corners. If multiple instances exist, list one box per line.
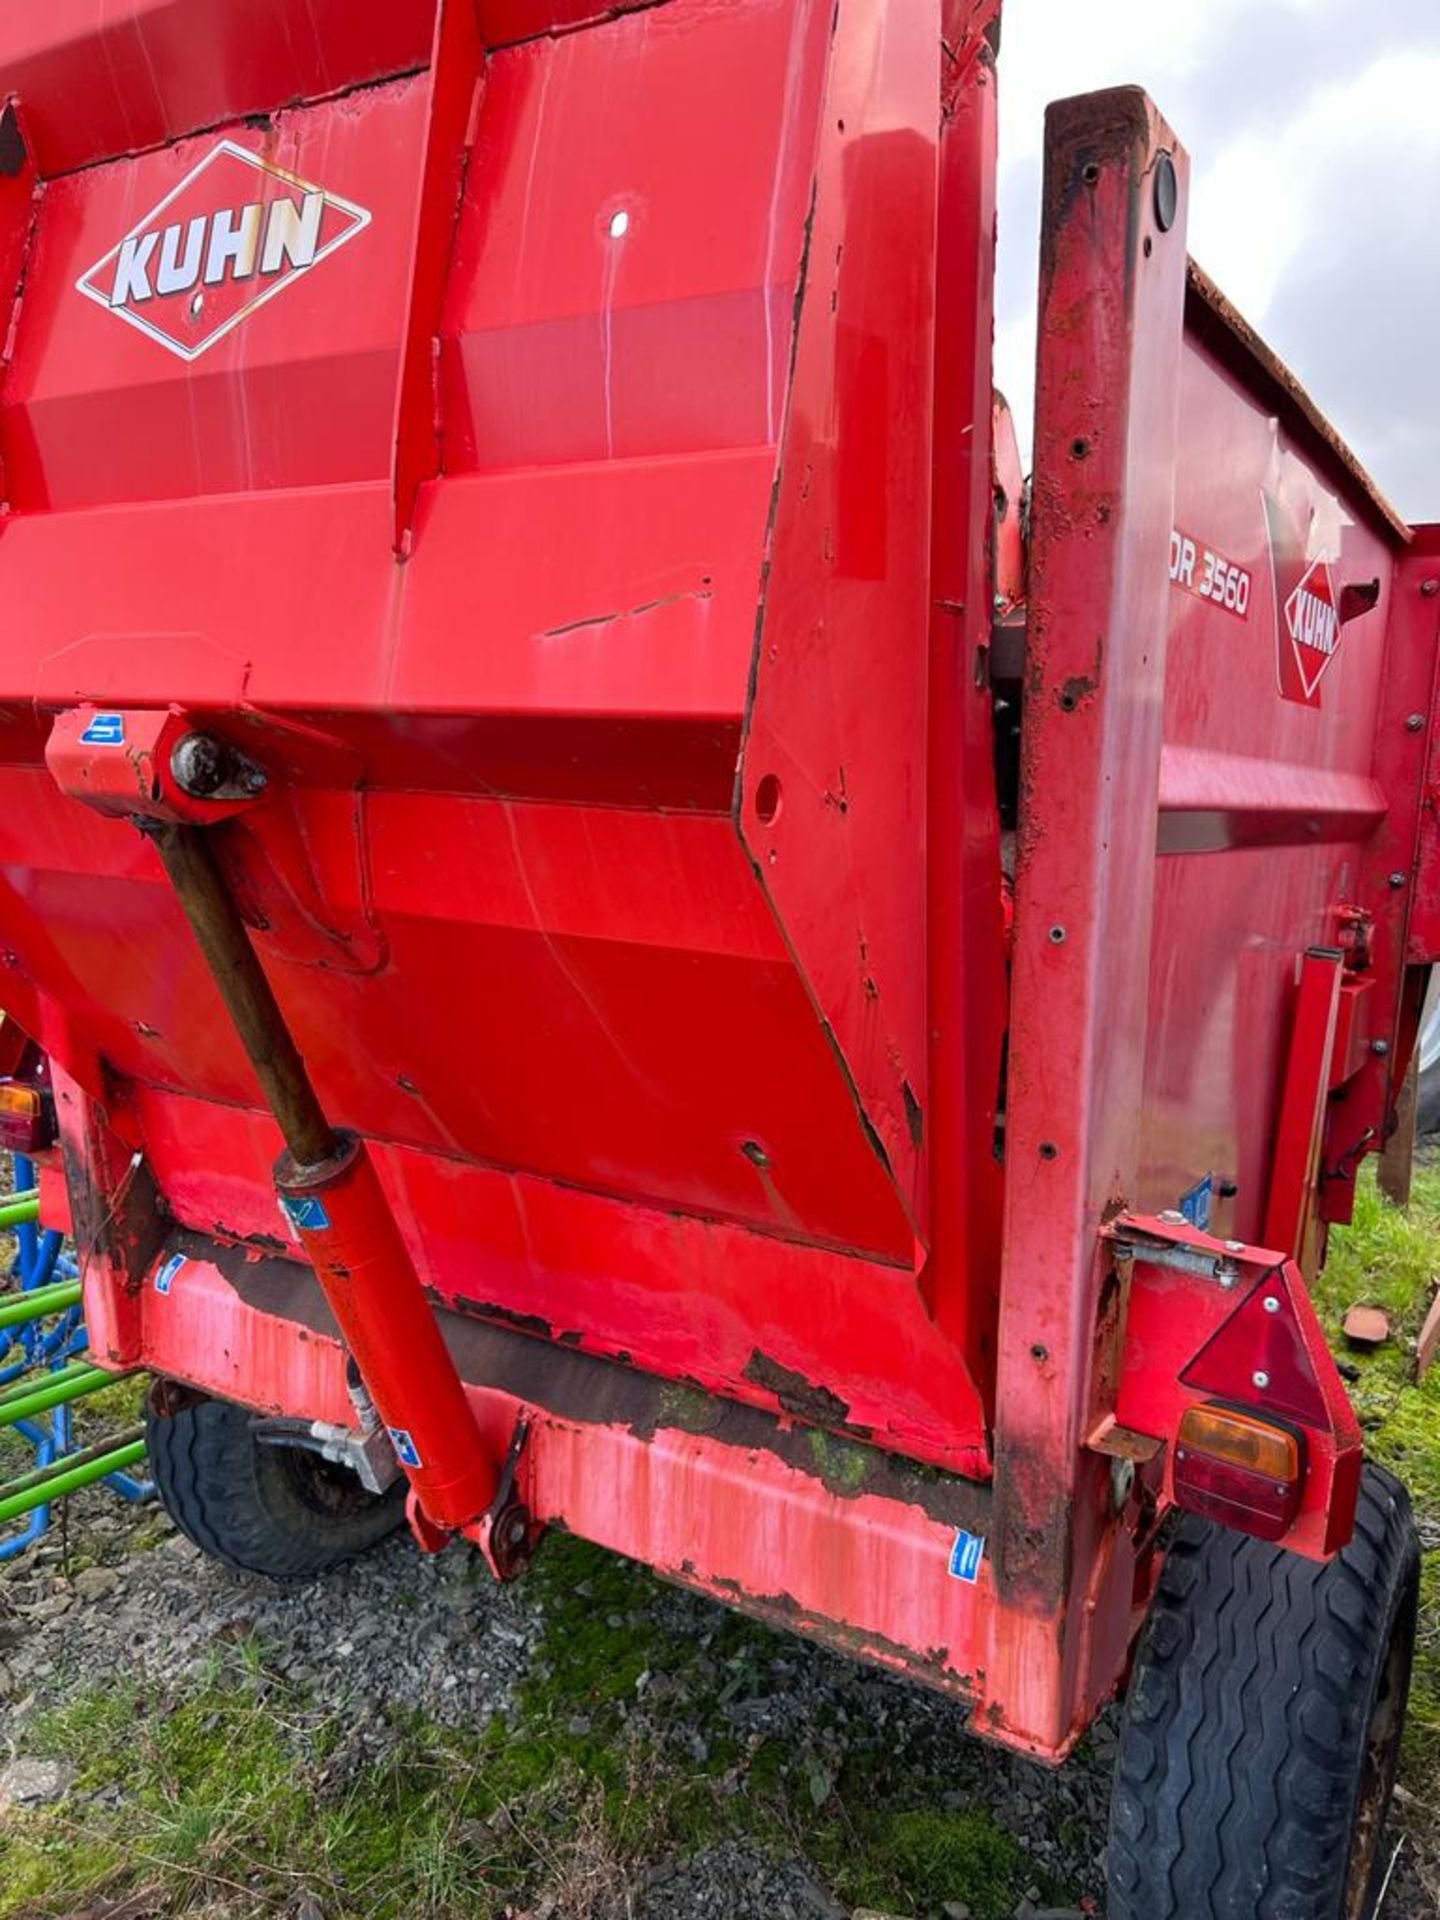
left=0, top=3, right=1430, bottom=1913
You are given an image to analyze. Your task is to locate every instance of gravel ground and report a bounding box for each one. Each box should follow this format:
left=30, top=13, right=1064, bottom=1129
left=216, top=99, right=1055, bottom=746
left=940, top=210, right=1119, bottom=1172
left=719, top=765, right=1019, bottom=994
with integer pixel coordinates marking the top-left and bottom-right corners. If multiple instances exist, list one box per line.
left=0, top=1497, right=1108, bottom=1916
left=0, top=1484, right=1432, bottom=1919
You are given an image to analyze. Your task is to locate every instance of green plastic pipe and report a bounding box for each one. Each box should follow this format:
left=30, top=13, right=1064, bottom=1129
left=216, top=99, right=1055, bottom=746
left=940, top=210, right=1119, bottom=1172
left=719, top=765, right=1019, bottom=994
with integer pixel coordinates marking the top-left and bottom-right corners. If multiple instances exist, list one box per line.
left=0, top=1424, right=145, bottom=1505
left=0, top=1434, right=147, bottom=1524
left=0, top=1280, right=82, bottom=1328
left=0, top=1195, right=40, bottom=1230
left=0, top=1357, right=95, bottom=1409
left=0, top=1364, right=120, bottom=1428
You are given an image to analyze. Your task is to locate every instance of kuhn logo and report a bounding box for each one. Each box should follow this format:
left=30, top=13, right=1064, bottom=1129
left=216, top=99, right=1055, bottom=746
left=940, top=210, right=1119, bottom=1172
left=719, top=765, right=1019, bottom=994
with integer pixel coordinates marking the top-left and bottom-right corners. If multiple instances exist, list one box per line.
left=1283, top=560, right=1341, bottom=699
left=1261, top=487, right=1366, bottom=708
left=76, top=140, right=370, bottom=361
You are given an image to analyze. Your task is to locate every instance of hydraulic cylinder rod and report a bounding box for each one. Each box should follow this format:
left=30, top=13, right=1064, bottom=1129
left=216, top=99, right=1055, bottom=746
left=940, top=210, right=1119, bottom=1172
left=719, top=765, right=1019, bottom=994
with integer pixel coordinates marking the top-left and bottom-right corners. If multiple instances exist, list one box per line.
left=146, top=820, right=501, bottom=1537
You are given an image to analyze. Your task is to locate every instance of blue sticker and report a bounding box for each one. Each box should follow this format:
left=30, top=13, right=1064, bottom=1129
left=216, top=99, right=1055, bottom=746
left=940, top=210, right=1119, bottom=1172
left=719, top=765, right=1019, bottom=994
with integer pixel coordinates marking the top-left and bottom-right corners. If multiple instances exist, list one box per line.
left=1178, top=1174, right=1214, bottom=1232
left=389, top=1428, right=422, bottom=1469
left=949, top=1530, right=985, bottom=1584
left=154, top=1252, right=186, bottom=1296
left=80, top=712, right=125, bottom=746
left=280, top=1193, right=331, bottom=1233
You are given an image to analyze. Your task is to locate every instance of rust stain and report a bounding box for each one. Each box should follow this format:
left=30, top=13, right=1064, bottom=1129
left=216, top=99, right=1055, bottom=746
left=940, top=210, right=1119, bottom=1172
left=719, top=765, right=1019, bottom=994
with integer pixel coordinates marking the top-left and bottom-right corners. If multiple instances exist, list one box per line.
left=181, top=1224, right=992, bottom=1529
left=696, top=1573, right=967, bottom=1701
left=743, top=1348, right=853, bottom=1428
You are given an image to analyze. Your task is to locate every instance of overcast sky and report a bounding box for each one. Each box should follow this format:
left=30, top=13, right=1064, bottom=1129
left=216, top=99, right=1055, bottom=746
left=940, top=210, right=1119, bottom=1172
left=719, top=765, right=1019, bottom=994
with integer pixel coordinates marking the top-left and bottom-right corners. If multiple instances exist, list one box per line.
left=994, top=0, right=1440, bottom=523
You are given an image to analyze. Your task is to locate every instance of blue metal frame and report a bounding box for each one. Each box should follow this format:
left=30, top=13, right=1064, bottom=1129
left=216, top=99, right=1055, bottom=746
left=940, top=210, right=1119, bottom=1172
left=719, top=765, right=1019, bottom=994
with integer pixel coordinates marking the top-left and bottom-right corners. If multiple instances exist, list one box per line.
left=0, top=1151, right=152, bottom=1559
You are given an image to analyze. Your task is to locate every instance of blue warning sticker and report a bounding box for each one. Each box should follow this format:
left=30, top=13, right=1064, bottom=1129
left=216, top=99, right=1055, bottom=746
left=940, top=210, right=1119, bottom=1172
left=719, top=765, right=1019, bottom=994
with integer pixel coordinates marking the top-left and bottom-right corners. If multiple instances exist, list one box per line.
left=80, top=712, right=125, bottom=746
left=949, top=1529, right=986, bottom=1584
left=389, top=1428, right=422, bottom=1470
left=1178, top=1173, right=1214, bottom=1232
left=154, top=1253, right=186, bottom=1296
left=280, top=1193, right=331, bottom=1233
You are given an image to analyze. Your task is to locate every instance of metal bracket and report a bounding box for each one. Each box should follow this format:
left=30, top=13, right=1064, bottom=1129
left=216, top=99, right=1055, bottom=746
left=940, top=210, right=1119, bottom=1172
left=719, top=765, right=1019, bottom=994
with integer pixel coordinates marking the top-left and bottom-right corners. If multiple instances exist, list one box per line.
left=468, top=1418, right=545, bottom=1582
left=1112, top=1232, right=1243, bottom=1288
left=251, top=1415, right=402, bottom=1495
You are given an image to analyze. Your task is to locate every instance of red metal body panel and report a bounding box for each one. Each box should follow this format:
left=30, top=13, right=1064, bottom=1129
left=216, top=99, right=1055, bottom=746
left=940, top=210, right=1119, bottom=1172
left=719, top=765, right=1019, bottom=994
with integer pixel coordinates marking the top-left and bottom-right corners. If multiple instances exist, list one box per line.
left=0, top=1, right=1430, bottom=1758
left=993, top=92, right=1191, bottom=1754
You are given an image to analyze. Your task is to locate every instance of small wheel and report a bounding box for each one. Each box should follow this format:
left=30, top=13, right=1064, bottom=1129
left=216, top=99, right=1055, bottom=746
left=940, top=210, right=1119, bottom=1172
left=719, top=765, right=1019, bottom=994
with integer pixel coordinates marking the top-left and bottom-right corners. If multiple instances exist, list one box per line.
left=1109, top=1462, right=1418, bottom=1920
left=146, top=1383, right=406, bottom=1580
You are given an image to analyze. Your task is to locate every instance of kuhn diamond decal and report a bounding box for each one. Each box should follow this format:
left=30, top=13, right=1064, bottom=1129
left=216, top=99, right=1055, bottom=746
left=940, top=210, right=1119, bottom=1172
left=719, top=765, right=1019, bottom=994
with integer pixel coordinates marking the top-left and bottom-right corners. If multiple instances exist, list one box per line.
left=75, top=140, right=370, bottom=362
left=1283, top=557, right=1341, bottom=703
left=1260, top=485, right=1366, bottom=708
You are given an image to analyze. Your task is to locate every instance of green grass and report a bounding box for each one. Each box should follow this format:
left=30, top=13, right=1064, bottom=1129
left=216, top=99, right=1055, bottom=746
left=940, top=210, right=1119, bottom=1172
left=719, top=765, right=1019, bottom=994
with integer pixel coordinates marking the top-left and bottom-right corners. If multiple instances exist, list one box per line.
left=1314, top=1159, right=1440, bottom=1795
left=0, top=1541, right=1045, bottom=1920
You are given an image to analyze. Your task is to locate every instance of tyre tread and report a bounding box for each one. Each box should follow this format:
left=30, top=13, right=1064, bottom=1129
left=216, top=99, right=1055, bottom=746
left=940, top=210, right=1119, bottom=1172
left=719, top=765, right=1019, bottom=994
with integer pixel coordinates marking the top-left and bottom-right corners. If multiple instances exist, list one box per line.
left=1108, top=1465, right=1418, bottom=1920
left=146, top=1392, right=404, bottom=1580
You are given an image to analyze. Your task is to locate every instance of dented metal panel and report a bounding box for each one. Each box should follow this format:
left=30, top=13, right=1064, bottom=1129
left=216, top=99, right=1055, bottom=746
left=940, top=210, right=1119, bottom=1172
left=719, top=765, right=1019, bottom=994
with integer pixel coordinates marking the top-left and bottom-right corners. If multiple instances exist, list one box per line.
left=0, top=0, right=1430, bottom=1762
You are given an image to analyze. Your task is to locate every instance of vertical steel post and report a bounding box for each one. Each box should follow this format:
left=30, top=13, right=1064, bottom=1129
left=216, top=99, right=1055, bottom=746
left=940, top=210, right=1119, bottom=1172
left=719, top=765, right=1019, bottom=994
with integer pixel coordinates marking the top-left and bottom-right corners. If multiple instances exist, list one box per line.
left=989, top=90, right=1190, bottom=1752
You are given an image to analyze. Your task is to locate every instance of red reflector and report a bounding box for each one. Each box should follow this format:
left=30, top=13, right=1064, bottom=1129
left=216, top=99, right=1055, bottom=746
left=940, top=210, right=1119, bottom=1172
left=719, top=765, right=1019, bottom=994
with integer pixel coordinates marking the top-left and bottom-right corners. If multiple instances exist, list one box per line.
left=1182, top=1273, right=1327, bottom=1426
left=1174, top=1403, right=1304, bottom=1541
left=0, top=1083, right=54, bottom=1155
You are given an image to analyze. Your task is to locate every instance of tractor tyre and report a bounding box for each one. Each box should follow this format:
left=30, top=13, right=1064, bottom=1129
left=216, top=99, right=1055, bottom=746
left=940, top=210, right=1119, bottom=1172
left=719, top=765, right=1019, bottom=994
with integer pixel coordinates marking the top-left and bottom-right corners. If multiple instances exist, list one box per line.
left=1108, top=1462, right=1418, bottom=1920
left=146, top=1384, right=406, bottom=1579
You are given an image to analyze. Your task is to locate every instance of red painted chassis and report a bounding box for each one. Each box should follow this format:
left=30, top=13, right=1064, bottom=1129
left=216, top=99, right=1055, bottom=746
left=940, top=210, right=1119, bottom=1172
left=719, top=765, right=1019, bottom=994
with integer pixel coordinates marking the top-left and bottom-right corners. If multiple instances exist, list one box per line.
left=0, top=1, right=1435, bottom=1762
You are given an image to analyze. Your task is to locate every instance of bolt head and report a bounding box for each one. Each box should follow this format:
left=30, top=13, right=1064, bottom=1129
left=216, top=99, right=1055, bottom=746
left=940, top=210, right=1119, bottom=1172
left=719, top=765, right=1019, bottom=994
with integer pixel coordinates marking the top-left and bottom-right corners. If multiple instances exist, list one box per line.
left=1372, top=1039, right=1391, bottom=1057
left=1263, top=1294, right=1281, bottom=1314
left=1252, top=1370, right=1270, bottom=1390
left=1408, top=713, right=1426, bottom=732
left=171, top=732, right=226, bottom=797
left=1389, top=872, right=1407, bottom=888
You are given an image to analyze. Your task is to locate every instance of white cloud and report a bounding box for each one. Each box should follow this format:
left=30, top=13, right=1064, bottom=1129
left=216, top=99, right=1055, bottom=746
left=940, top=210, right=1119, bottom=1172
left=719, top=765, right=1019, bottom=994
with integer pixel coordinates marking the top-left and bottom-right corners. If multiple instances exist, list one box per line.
left=1187, top=49, right=1440, bottom=319
left=993, top=3, right=1440, bottom=518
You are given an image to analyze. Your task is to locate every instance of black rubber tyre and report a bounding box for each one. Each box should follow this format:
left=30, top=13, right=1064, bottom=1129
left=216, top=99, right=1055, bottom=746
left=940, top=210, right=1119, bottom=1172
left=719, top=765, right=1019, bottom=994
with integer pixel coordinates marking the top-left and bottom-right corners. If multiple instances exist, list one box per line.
left=1109, top=1463, right=1419, bottom=1920
left=146, top=1385, right=406, bottom=1579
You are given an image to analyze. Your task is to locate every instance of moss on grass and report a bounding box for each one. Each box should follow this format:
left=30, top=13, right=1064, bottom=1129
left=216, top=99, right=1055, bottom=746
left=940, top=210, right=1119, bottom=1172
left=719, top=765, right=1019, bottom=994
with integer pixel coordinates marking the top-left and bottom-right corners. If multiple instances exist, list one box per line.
left=0, top=1535, right=1055, bottom=1919
left=1317, top=1161, right=1440, bottom=1787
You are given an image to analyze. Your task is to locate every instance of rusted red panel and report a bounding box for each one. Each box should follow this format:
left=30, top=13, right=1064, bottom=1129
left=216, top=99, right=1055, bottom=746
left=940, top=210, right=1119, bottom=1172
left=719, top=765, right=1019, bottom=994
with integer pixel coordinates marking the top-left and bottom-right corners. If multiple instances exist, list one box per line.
left=740, top=0, right=940, bottom=1236
left=0, top=0, right=1430, bottom=1766
left=922, top=27, right=1009, bottom=1393
left=120, top=1085, right=991, bottom=1477
left=992, top=91, right=1191, bottom=1756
